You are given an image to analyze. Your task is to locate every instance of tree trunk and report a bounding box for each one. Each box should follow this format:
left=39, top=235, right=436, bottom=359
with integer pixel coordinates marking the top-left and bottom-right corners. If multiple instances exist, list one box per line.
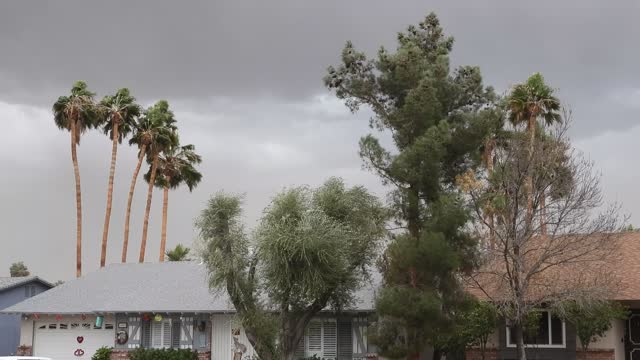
left=514, top=321, right=527, bottom=360
left=525, top=115, right=536, bottom=230
left=281, top=316, right=307, bottom=360
left=70, top=119, right=82, bottom=278
left=432, top=348, right=442, bottom=360
left=100, top=119, right=119, bottom=267
left=122, top=144, right=146, bottom=263
left=159, top=179, right=170, bottom=262
left=139, top=153, right=158, bottom=263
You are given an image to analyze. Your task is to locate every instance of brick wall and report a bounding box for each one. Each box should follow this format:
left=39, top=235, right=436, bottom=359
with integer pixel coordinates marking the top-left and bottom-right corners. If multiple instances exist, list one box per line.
left=576, top=349, right=615, bottom=360
left=110, top=350, right=211, bottom=360
left=16, top=345, right=32, bottom=356
left=197, top=351, right=211, bottom=360
left=466, top=348, right=498, bottom=360
left=110, top=349, right=130, bottom=360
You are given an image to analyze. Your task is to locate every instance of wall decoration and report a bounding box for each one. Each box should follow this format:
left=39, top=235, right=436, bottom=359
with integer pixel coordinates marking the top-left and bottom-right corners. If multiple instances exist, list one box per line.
left=77, top=336, right=84, bottom=344
left=116, top=330, right=129, bottom=345
left=154, top=314, right=163, bottom=322
left=74, top=349, right=85, bottom=357
left=55, top=314, right=63, bottom=321
left=95, top=315, right=104, bottom=328
left=142, top=313, right=152, bottom=321
left=81, top=314, right=87, bottom=320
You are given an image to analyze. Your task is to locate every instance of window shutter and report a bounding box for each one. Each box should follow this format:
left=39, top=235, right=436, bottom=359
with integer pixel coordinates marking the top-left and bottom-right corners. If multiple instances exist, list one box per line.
left=307, top=321, right=322, bottom=356
left=152, top=321, right=163, bottom=348
left=323, top=320, right=337, bottom=359
left=180, top=317, right=194, bottom=349
left=337, top=319, right=353, bottom=359
left=352, top=318, right=368, bottom=355
left=162, top=320, right=172, bottom=348
left=122, top=316, right=142, bottom=349
left=141, top=319, right=152, bottom=348
left=172, top=319, right=181, bottom=348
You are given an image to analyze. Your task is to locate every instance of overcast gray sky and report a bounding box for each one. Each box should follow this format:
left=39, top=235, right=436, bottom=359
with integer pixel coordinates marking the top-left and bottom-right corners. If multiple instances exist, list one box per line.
left=1, top=0, right=638, bottom=281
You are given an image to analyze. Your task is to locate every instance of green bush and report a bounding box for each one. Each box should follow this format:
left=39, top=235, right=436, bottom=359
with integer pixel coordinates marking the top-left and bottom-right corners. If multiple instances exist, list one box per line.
left=129, top=348, right=198, bottom=360
left=92, top=347, right=112, bottom=360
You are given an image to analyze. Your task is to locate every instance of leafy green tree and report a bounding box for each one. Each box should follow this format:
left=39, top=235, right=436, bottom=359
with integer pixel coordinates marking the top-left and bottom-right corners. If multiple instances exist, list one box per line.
left=53, top=81, right=99, bottom=277
left=98, top=88, right=142, bottom=267
left=121, top=100, right=177, bottom=262
left=554, top=301, right=627, bottom=352
left=166, top=244, right=191, bottom=261
left=9, top=262, right=30, bottom=277
left=325, top=13, right=500, bottom=359
left=461, top=302, right=498, bottom=360
left=136, top=101, right=179, bottom=263
left=198, top=178, right=388, bottom=360
left=148, top=142, right=202, bottom=262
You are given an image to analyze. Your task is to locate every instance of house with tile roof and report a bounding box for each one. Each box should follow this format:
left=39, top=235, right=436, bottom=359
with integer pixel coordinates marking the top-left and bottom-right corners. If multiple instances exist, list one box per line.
left=0, top=276, right=52, bottom=356
left=1, top=261, right=377, bottom=360
left=465, top=232, right=640, bottom=360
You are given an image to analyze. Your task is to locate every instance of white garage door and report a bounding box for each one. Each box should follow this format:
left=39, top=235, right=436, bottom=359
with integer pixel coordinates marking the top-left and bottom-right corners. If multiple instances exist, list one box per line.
left=34, top=321, right=114, bottom=360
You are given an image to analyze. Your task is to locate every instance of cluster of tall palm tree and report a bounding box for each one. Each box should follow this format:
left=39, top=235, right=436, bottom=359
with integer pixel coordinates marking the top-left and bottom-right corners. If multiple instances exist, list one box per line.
left=53, top=81, right=203, bottom=277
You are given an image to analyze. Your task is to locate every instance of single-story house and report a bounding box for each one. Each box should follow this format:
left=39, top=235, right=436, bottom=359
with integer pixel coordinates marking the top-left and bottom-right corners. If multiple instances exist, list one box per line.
left=1, top=261, right=378, bottom=360
left=465, top=232, right=640, bottom=360
left=0, top=276, right=52, bottom=356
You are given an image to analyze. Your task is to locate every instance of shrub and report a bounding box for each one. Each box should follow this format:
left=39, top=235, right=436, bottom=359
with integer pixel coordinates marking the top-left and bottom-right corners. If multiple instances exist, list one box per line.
left=92, top=347, right=112, bottom=360
left=129, top=348, right=198, bottom=360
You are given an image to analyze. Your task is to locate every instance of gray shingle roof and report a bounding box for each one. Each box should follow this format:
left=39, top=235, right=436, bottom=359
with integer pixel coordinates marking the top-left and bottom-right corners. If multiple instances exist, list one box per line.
left=1, top=262, right=377, bottom=314
left=0, top=276, right=52, bottom=293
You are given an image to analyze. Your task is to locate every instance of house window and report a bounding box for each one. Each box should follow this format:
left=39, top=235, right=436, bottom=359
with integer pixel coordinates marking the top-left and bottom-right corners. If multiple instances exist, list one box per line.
left=506, top=311, right=565, bottom=348
left=142, top=317, right=193, bottom=350
left=24, top=285, right=36, bottom=298
left=151, top=319, right=172, bottom=349
left=300, top=319, right=337, bottom=359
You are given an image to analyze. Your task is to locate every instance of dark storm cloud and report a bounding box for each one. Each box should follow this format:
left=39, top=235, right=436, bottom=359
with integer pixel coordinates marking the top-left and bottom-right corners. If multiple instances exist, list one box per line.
left=2, top=0, right=640, bottom=279
left=2, top=0, right=640, bottom=136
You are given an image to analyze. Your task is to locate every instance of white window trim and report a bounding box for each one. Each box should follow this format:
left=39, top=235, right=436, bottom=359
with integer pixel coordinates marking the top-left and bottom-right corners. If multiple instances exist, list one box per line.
left=505, top=311, right=566, bottom=349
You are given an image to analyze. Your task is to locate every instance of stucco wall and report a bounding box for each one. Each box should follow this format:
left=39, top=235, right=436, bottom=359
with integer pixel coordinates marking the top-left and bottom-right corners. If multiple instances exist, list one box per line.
left=574, top=319, right=624, bottom=360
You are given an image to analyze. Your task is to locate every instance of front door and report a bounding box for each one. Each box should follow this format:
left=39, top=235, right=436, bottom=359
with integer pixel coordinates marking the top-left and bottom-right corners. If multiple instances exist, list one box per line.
left=626, top=313, right=640, bottom=360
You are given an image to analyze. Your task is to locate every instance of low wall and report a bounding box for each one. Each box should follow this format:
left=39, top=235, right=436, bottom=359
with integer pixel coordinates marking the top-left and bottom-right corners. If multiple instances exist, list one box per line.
left=110, top=349, right=211, bottom=360
left=466, top=348, right=615, bottom=360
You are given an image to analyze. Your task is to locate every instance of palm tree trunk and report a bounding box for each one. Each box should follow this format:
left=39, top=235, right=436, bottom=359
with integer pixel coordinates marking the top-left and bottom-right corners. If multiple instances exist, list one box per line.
left=540, top=195, right=547, bottom=235
left=159, top=178, right=170, bottom=262
left=100, top=120, right=119, bottom=267
left=139, top=153, right=159, bottom=263
left=484, top=139, right=495, bottom=249
left=525, top=116, right=536, bottom=230
left=122, top=144, right=147, bottom=263
left=70, top=119, right=82, bottom=278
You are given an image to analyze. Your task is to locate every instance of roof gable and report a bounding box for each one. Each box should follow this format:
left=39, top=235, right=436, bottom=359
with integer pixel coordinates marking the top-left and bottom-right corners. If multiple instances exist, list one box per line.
left=0, top=276, right=53, bottom=294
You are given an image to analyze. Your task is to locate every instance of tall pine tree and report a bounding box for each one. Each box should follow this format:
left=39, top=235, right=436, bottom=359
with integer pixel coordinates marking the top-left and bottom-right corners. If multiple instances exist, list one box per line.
left=325, top=13, right=501, bottom=359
